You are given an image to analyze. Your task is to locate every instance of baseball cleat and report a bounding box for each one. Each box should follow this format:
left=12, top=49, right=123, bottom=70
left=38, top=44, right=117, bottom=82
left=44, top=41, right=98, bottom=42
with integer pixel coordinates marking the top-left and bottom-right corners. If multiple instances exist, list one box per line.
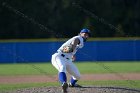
left=62, top=82, right=68, bottom=93
left=68, top=83, right=82, bottom=88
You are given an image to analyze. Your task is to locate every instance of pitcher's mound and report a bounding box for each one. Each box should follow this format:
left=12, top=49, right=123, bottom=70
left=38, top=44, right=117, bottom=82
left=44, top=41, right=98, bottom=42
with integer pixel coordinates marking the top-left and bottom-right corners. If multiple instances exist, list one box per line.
left=7, top=86, right=140, bottom=93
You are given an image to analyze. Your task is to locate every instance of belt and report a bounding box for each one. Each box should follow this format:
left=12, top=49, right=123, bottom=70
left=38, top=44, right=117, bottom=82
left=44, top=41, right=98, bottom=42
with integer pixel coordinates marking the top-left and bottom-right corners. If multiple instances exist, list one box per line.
left=61, top=54, right=69, bottom=60
left=56, top=51, right=69, bottom=60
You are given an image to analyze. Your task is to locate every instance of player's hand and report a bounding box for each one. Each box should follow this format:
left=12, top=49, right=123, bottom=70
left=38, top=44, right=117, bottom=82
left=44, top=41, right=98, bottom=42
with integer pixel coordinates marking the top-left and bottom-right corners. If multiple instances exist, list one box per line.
left=72, top=55, right=76, bottom=62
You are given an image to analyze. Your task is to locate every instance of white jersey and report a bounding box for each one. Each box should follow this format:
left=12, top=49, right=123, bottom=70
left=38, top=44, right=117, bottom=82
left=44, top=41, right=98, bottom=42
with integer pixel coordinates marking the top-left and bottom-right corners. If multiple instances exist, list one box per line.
left=57, top=35, right=84, bottom=58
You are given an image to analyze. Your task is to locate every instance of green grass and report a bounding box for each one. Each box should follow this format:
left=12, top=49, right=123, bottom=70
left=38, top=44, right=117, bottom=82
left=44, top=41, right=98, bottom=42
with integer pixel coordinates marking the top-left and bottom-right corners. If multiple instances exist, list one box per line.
left=77, top=62, right=140, bottom=74
left=0, top=63, right=57, bottom=76
left=0, top=62, right=140, bottom=76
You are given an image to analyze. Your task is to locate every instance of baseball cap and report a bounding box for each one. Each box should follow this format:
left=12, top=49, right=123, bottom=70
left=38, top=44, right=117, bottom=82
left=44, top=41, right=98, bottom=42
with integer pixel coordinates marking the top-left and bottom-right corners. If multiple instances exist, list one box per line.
left=80, top=28, right=90, bottom=34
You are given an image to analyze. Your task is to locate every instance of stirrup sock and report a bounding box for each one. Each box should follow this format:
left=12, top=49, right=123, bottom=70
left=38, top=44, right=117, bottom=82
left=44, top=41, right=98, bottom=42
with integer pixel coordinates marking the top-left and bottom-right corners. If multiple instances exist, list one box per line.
left=59, top=72, right=67, bottom=83
left=70, top=77, right=78, bottom=86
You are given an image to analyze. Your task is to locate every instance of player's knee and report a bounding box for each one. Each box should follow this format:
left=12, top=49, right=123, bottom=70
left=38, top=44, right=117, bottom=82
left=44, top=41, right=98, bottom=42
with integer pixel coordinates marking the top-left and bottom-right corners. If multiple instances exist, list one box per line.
left=59, top=65, right=66, bottom=72
left=75, top=73, right=81, bottom=80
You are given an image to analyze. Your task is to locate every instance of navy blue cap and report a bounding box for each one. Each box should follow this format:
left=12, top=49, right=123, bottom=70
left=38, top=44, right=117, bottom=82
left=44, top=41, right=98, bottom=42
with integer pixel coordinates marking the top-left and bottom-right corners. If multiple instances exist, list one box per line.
left=80, top=28, right=90, bottom=34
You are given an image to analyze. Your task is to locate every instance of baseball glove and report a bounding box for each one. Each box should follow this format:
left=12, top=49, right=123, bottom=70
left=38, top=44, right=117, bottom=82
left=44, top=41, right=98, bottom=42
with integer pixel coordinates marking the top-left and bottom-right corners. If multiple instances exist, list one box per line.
left=62, top=45, right=73, bottom=53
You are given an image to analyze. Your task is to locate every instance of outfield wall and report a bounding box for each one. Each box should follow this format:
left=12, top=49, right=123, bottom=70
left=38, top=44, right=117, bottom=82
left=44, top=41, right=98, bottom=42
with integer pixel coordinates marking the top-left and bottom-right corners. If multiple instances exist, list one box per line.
left=0, top=39, right=140, bottom=63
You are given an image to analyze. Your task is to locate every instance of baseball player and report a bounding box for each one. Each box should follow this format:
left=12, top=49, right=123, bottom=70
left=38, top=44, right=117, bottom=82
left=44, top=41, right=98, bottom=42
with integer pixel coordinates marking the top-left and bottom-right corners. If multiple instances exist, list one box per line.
left=51, top=28, right=90, bottom=93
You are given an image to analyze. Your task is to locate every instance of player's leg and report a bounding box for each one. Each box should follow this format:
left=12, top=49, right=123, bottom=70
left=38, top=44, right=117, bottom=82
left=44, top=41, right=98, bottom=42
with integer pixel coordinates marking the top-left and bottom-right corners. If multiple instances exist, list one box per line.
left=66, top=62, right=81, bottom=87
left=51, top=53, right=68, bottom=93
left=51, top=53, right=67, bottom=83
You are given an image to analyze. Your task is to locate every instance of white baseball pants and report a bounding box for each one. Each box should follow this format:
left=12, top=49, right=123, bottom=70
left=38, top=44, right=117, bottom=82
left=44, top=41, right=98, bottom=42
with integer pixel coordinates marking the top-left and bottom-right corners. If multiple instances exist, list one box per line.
left=51, top=52, right=81, bottom=80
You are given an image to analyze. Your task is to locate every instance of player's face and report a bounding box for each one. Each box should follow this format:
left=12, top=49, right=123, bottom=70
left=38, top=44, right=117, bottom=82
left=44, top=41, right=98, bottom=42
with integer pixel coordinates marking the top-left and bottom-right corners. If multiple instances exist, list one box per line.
left=80, top=33, right=89, bottom=39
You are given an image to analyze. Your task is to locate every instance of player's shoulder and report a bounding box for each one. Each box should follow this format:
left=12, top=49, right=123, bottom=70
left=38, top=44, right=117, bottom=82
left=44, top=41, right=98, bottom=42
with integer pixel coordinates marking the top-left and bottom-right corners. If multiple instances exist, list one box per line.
left=72, top=35, right=84, bottom=44
left=75, top=35, right=83, bottom=41
left=72, top=36, right=80, bottom=41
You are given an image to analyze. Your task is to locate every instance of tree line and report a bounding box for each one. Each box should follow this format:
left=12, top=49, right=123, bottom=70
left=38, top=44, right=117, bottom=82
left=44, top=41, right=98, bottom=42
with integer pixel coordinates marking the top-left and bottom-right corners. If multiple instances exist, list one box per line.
left=0, top=0, right=140, bottom=39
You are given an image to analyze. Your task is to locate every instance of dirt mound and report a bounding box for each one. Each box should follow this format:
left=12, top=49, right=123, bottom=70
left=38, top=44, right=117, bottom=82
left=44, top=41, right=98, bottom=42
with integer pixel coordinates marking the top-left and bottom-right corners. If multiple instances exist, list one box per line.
left=4, top=86, right=140, bottom=93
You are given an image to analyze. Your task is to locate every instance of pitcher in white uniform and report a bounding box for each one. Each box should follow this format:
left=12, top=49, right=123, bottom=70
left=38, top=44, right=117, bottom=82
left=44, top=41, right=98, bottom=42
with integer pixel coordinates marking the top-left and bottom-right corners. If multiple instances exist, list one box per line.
left=51, top=28, right=90, bottom=93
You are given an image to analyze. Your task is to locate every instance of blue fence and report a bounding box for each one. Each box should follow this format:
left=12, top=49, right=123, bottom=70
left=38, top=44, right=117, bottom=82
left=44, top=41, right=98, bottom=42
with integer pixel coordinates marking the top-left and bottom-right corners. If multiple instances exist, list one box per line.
left=0, top=40, right=140, bottom=63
